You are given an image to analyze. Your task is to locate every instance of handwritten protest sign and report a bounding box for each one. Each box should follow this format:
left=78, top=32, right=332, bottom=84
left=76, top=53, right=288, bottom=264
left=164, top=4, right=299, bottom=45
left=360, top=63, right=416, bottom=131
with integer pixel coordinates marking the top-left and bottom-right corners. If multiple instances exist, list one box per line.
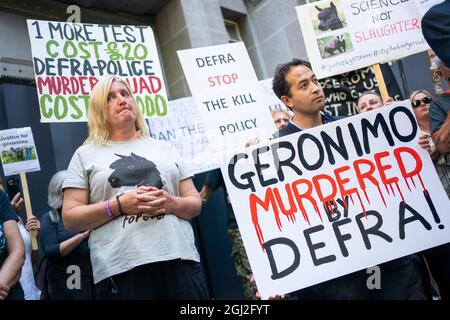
left=296, top=0, right=428, bottom=79
left=320, top=65, right=403, bottom=117
left=27, top=20, right=168, bottom=122
left=148, top=97, right=218, bottom=174
left=177, top=43, right=276, bottom=155
left=0, top=127, right=40, bottom=176
left=221, top=101, right=450, bottom=298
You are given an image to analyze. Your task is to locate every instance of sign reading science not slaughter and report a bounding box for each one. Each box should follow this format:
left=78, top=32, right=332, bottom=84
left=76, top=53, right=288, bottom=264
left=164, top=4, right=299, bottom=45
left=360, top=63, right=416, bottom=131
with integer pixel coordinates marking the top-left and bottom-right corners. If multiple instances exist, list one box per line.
left=177, top=43, right=276, bottom=155
left=296, top=0, right=428, bottom=79
left=221, top=102, right=450, bottom=299
left=27, top=20, right=168, bottom=122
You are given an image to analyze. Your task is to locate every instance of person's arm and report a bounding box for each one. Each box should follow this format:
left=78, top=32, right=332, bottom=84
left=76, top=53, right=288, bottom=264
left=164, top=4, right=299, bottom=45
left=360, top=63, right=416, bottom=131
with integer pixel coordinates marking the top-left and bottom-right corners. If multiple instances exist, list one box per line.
left=62, top=187, right=166, bottom=232
left=164, top=178, right=202, bottom=220
left=59, top=230, right=90, bottom=257
left=10, top=192, right=24, bottom=216
left=432, top=112, right=450, bottom=155
left=0, top=220, right=25, bottom=300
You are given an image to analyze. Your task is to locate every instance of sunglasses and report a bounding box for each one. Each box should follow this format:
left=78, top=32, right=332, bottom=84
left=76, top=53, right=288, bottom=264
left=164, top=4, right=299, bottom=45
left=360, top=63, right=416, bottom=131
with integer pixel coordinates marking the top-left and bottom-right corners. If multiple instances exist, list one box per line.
left=411, top=96, right=432, bottom=108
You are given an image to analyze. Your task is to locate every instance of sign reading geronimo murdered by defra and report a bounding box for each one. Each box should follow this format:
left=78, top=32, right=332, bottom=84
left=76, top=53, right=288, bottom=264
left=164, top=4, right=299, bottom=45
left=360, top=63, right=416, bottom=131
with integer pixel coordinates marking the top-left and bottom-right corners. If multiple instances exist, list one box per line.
left=221, top=101, right=450, bottom=298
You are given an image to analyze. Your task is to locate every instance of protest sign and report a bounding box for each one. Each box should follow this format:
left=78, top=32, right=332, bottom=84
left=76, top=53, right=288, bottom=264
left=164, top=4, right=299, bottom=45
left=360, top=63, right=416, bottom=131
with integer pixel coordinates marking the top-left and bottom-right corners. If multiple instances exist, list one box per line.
left=221, top=101, right=450, bottom=298
left=177, top=43, right=276, bottom=155
left=27, top=20, right=168, bottom=122
left=0, top=127, right=40, bottom=176
left=148, top=97, right=218, bottom=174
left=320, top=64, right=403, bottom=116
left=296, top=0, right=429, bottom=79
left=413, top=0, right=445, bottom=15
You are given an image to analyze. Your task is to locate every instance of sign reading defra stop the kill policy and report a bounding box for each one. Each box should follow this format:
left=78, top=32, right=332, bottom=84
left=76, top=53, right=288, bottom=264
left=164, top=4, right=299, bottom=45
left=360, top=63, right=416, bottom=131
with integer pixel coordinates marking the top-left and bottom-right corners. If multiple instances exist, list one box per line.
left=177, top=42, right=276, bottom=154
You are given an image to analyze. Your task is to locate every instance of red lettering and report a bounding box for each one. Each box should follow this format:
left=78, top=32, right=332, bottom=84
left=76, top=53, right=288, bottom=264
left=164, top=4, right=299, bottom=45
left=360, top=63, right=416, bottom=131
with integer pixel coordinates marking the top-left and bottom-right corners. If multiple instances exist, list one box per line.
left=353, top=159, right=378, bottom=189
left=374, top=151, right=399, bottom=185
left=334, top=165, right=358, bottom=200
left=273, top=184, right=297, bottom=226
left=312, top=174, right=337, bottom=204
left=292, top=178, right=321, bottom=224
left=249, top=188, right=278, bottom=249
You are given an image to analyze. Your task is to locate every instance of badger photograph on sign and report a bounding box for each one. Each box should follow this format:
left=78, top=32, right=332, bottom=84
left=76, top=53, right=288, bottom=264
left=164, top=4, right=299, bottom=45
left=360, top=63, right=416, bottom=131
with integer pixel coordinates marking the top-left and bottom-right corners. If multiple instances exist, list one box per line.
left=221, top=102, right=450, bottom=299
left=296, top=0, right=428, bottom=78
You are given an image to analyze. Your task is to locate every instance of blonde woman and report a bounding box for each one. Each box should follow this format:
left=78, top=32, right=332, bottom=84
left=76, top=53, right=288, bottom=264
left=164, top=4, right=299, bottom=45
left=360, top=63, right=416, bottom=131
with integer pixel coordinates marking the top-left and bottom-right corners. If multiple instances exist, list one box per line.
left=62, top=76, right=208, bottom=300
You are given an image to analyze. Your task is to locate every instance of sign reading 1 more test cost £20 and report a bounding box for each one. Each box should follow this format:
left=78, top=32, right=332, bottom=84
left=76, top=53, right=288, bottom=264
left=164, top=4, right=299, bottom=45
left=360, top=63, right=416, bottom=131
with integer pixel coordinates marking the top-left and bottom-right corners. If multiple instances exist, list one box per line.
left=177, top=42, right=276, bottom=155
left=27, top=20, right=168, bottom=122
left=221, top=102, right=450, bottom=299
left=296, top=0, right=429, bottom=79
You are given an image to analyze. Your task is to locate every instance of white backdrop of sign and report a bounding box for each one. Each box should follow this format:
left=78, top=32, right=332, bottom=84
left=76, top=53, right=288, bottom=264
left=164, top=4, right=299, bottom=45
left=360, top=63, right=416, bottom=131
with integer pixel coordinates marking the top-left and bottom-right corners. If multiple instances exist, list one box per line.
left=221, top=101, right=450, bottom=298
left=27, top=20, right=168, bottom=122
left=0, top=127, right=40, bottom=176
left=296, top=0, right=429, bottom=79
left=177, top=43, right=276, bottom=157
left=150, top=80, right=288, bottom=175
left=148, top=97, right=219, bottom=175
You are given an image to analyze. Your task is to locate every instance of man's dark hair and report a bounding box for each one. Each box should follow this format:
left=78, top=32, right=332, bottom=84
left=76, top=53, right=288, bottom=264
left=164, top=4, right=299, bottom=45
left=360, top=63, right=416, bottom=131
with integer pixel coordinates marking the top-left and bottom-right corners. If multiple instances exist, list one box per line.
left=272, top=59, right=312, bottom=99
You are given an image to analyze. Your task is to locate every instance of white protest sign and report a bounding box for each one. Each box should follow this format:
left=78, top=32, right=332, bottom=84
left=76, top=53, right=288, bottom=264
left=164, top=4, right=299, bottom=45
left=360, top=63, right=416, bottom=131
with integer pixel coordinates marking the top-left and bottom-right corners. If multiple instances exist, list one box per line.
left=27, top=20, right=168, bottom=122
left=148, top=97, right=219, bottom=175
left=221, top=101, right=450, bottom=298
left=148, top=78, right=287, bottom=175
left=177, top=43, right=276, bottom=156
left=0, top=127, right=40, bottom=176
left=259, top=78, right=290, bottom=113
left=296, top=0, right=429, bottom=79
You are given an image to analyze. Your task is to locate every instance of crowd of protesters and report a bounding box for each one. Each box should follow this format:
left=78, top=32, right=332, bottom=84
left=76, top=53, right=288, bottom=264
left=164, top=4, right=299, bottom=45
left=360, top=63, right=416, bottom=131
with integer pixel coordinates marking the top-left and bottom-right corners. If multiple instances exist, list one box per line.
left=1, top=2, right=449, bottom=300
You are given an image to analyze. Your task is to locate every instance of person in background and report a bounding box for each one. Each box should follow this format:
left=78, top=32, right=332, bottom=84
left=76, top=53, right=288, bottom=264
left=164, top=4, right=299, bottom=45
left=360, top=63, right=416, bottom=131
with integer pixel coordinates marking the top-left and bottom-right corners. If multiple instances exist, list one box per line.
left=271, top=109, right=291, bottom=130
left=0, top=181, right=25, bottom=300
left=356, top=90, right=394, bottom=113
left=421, top=0, right=450, bottom=68
left=429, top=57, right=450, bottom=156
left=40, top=170, right=94, bottom=300
left=8, top=190, right=41, bottom=300
left=271, top=58, right=426, bottom=300
left=411, top=86, right=450, bottom=300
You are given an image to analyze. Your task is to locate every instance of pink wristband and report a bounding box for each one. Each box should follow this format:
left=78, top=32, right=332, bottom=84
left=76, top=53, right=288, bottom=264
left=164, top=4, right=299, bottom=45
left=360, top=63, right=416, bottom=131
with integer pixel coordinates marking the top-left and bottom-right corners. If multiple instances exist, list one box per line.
left=105, top=199, right=115, bottom=220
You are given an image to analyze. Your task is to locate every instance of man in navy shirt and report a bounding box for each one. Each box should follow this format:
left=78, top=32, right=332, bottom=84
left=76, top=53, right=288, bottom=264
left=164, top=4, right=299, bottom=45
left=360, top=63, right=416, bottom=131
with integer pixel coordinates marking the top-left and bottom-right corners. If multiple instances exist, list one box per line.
left=270, top=58, right=426, bottom=299
left=272, top=59, right=335, bottom=140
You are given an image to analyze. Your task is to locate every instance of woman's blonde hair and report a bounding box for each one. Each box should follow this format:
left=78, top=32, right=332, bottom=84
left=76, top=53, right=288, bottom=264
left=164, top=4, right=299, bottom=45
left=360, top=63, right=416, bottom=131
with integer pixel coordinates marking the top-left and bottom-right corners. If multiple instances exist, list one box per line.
left=84, top=75, right=149, bottom=145
left=409, top=89, right=433, bottom=102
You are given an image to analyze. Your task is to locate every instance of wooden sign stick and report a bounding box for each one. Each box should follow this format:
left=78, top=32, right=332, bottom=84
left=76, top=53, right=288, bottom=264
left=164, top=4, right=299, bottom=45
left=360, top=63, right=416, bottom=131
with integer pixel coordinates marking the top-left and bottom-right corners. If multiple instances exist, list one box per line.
left=372, top=63, right=390, bottom=104
left=19, top=172, right=38, bottom=251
